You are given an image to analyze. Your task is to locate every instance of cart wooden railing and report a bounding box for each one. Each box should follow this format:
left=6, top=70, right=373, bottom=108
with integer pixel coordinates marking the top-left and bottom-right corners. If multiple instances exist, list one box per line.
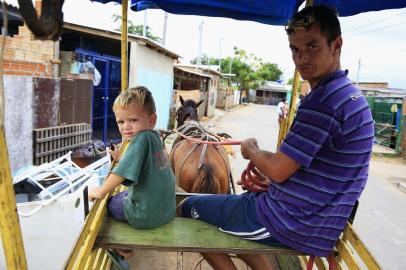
left=65, top=192, right=381, bottom=270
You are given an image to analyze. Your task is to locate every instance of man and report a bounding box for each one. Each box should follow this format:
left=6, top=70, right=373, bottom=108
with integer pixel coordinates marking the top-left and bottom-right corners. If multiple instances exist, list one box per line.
left=276, top=99, right=288, bottom=125
left=177, top=5, right=374, bottom=269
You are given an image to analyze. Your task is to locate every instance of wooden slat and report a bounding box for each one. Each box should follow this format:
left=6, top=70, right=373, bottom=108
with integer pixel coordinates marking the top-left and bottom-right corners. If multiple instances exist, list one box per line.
left=336, top=238, right=361, bottom=270
left=83, top=248, right=97, bottom=270
left=66, top=142, right=129, bottom=269
left=336, top=257, right=345, bottom=270
left=33, top=123, right=92, bottom=165
left=315, top=256, right=327, bottom=270
left=35, top=141, right=90, bottom=157
left=65, top=193, right=111, bottom=270
left=102, top=258, right=112, bottom=270
left=342, top=223, right=381, bottom=270
left=99, top=251, right=109, bottom=270
left=35, top=129, right=92, bottom=142
left=0, top=129, right=27, bottom=269
left=91, top=248, right=104, bottom=270
left=96, top=217, right=303, bottom=255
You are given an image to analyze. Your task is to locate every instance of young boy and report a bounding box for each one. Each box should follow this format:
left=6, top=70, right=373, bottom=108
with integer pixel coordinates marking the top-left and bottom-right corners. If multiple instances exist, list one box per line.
left=89, top=86, right=176, bottom=231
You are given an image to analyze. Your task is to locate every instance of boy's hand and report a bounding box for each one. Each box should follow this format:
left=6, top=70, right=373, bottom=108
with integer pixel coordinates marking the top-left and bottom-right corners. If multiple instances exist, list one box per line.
left=108, top=143, right=121, bottom=161
left=88, top=187, right=105, bottom=202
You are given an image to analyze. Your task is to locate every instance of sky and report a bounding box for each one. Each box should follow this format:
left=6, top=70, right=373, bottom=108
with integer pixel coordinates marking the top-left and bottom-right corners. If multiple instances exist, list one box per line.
left=8, top=0, right=406, bottom=88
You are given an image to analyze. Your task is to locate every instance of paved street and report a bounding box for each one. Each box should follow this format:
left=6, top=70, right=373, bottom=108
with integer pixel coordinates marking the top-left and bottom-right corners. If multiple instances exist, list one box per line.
left=207, top=103, right=406, bottom=270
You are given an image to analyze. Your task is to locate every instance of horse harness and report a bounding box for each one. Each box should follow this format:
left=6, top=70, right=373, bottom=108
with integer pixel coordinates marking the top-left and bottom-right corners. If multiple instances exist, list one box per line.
left=169, top=121, right=231, bottom=188
left=176, top=105, right=198, bottom=127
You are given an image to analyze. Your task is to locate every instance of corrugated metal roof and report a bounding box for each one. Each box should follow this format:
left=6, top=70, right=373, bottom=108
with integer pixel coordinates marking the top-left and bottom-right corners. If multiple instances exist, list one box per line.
left=63, top=22, right=180, bottom=59
left=174, top=66, right=211, bottom=78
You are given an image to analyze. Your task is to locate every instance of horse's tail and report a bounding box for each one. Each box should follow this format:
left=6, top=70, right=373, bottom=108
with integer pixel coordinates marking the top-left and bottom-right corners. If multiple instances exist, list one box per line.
left=192, top=164, right=220, bottom=194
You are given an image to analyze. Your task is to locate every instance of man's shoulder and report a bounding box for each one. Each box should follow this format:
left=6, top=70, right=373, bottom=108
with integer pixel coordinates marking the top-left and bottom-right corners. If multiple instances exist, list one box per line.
left=317, top=72, right=360, bottom=109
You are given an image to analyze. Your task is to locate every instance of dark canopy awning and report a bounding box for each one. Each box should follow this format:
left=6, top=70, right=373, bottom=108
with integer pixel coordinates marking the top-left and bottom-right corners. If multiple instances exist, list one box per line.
left=92, top=0, right=406, bottom=25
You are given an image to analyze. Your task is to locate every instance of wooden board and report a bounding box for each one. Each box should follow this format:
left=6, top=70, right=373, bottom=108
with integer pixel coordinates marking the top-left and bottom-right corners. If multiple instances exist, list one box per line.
left=95, top=217, right=303, bottom=255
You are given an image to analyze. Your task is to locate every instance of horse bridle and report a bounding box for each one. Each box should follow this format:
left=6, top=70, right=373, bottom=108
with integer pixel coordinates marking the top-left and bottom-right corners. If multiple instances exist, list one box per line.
left=176, top=106, right=198, bottom=127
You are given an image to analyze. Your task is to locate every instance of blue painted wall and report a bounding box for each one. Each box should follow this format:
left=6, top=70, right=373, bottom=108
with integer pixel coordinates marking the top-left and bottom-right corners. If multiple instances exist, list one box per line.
left=135, top=69, right=173, bottom=129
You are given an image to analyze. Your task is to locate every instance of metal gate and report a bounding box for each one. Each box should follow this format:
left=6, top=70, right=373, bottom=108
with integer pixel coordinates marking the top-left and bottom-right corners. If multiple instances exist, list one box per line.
left=367, top=96, right=403, bottom=151
left=74, top=49, right=121, bottom=144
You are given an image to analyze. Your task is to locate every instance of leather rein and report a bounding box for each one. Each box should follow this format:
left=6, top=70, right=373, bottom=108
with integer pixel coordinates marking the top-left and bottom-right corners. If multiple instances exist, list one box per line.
left=165, top=121, right=270, bottom=193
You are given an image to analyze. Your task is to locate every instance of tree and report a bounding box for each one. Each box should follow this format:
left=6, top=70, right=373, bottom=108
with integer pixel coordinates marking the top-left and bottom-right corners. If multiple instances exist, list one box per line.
left=255, top=63, right=282, bottom=82
left=190, top=54, right=219, bottom=66
left=189, top=47, right=283, bottom=103
left=112, top=14, right=161, bottom=42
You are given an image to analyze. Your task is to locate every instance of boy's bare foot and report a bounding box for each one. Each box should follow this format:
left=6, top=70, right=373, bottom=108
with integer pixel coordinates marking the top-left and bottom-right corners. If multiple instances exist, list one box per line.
left=116, top=249, right=134, bottom=258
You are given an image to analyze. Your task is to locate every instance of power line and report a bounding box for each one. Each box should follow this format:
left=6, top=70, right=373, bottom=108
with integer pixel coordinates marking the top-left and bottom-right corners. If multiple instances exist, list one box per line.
left=345, top=20, right=406, bottom=38
left=345, top=10, right=406, bottom=34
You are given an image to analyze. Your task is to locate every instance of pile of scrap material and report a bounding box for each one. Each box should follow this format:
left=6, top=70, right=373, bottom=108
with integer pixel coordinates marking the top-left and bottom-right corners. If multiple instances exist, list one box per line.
left=72, top=140, right=107, bottom=168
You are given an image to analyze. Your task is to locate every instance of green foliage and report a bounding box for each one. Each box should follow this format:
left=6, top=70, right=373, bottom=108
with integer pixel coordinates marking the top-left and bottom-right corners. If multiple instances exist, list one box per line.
left=190, top=54, right=219, bottom=65
left=215, top=47, right=283, bottom=93
left=256, top=62, right=283, bottom=82
left=189, top=48, right=284, bottom=105
left=287, top=77, right=303, bottom=90
left=112, top=14, right=161, bottom=42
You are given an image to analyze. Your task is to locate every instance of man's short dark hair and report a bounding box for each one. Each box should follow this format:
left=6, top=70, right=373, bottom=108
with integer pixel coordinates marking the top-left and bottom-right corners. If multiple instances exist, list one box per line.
left=285, top=5, right=341, bottom=44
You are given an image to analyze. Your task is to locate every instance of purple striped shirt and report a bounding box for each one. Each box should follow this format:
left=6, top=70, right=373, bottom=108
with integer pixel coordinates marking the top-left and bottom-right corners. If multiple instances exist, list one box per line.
left=256, top=70, right=374, bottom=256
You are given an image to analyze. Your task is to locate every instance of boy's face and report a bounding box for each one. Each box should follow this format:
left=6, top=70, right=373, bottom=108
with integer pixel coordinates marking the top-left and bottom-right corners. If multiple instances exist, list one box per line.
left=114, top=102, right=157, bottom=140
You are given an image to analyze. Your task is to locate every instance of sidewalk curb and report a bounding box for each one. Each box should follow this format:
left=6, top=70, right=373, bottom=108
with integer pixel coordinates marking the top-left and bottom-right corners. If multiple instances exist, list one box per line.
left=395, top=181, right=406, bottom=194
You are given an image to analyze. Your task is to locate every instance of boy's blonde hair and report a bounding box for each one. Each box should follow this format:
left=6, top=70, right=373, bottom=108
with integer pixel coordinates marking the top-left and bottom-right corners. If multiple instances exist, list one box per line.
left=113, top=86, right=156, bottom=115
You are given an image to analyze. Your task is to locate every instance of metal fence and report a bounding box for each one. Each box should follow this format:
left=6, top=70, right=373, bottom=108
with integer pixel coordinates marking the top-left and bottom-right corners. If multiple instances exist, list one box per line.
left=366, top=96, right=404, bottom=152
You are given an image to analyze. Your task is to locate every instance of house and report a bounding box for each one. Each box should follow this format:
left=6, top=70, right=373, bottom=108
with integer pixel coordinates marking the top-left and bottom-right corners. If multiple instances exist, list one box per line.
left=253, top=81, right=291, bottom=105
left=217, top=76, right=236, bottom=110
left=61, top=23, right=179, bottom=137
left=1, top=4, right=179, bottom=171
left=174, top=64, right=221, bottom=118
left=172, top=66, right=211, bottom=127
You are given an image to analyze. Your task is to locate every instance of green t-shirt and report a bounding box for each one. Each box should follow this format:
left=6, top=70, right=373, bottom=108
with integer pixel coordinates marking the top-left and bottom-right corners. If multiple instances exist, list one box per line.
left=112, top=130, right=176, bottom=229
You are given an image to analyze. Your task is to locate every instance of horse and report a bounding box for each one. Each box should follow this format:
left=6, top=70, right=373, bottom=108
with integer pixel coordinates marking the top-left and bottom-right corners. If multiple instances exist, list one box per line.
left=168, top=96, right=231, bottom=194
left=18, top=0, right=64, bottom=40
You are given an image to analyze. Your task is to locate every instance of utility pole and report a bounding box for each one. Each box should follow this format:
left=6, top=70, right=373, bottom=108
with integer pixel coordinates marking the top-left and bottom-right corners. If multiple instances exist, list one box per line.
left=143, top=10, right=147, bottom=37
left=197, top=21, right=204, bottom=68
left=356, top=58, right=361, bottom=87
left=219, top=38, right=223, bottom=73
left=162, top=12, right=168, bottom=46
left=228, top=58, right=232, bottom=82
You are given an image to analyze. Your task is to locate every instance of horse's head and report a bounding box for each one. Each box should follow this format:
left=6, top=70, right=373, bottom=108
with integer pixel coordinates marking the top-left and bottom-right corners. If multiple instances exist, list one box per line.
left=176, top=96, right=204, bottom=127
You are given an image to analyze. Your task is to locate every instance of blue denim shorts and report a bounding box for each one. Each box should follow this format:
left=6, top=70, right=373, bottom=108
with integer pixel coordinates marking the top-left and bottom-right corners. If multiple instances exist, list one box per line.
left=108, top=190, right=128, bottom=221
left=180, top=192, right=285, bottom=247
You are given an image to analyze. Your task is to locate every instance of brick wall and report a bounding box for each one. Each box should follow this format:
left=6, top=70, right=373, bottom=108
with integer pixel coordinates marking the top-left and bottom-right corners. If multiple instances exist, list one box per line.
left=2, top=1, right=55, bottom=77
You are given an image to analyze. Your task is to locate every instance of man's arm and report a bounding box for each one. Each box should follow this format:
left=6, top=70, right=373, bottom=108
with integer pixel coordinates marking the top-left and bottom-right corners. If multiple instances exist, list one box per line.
left=88, top=173, right=125, bottom=201
left=241, top=138, right=300, bottom=183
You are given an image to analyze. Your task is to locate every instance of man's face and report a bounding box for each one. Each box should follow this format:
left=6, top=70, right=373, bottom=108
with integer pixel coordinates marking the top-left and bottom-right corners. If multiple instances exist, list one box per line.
left=288, top=23, right=342, bottom=87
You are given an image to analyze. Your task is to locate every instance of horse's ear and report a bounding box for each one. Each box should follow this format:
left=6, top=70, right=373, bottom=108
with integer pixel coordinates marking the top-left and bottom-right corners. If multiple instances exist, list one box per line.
left=179, top=96, right=185, bottom=106
left=196, top=100, right=204, bottom=108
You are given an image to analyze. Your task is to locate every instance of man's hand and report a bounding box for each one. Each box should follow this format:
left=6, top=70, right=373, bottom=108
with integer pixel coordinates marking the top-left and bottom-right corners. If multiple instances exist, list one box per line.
left=88, top=187, right=105, bottom=202
left=240, top=138, right=259, bottom=159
